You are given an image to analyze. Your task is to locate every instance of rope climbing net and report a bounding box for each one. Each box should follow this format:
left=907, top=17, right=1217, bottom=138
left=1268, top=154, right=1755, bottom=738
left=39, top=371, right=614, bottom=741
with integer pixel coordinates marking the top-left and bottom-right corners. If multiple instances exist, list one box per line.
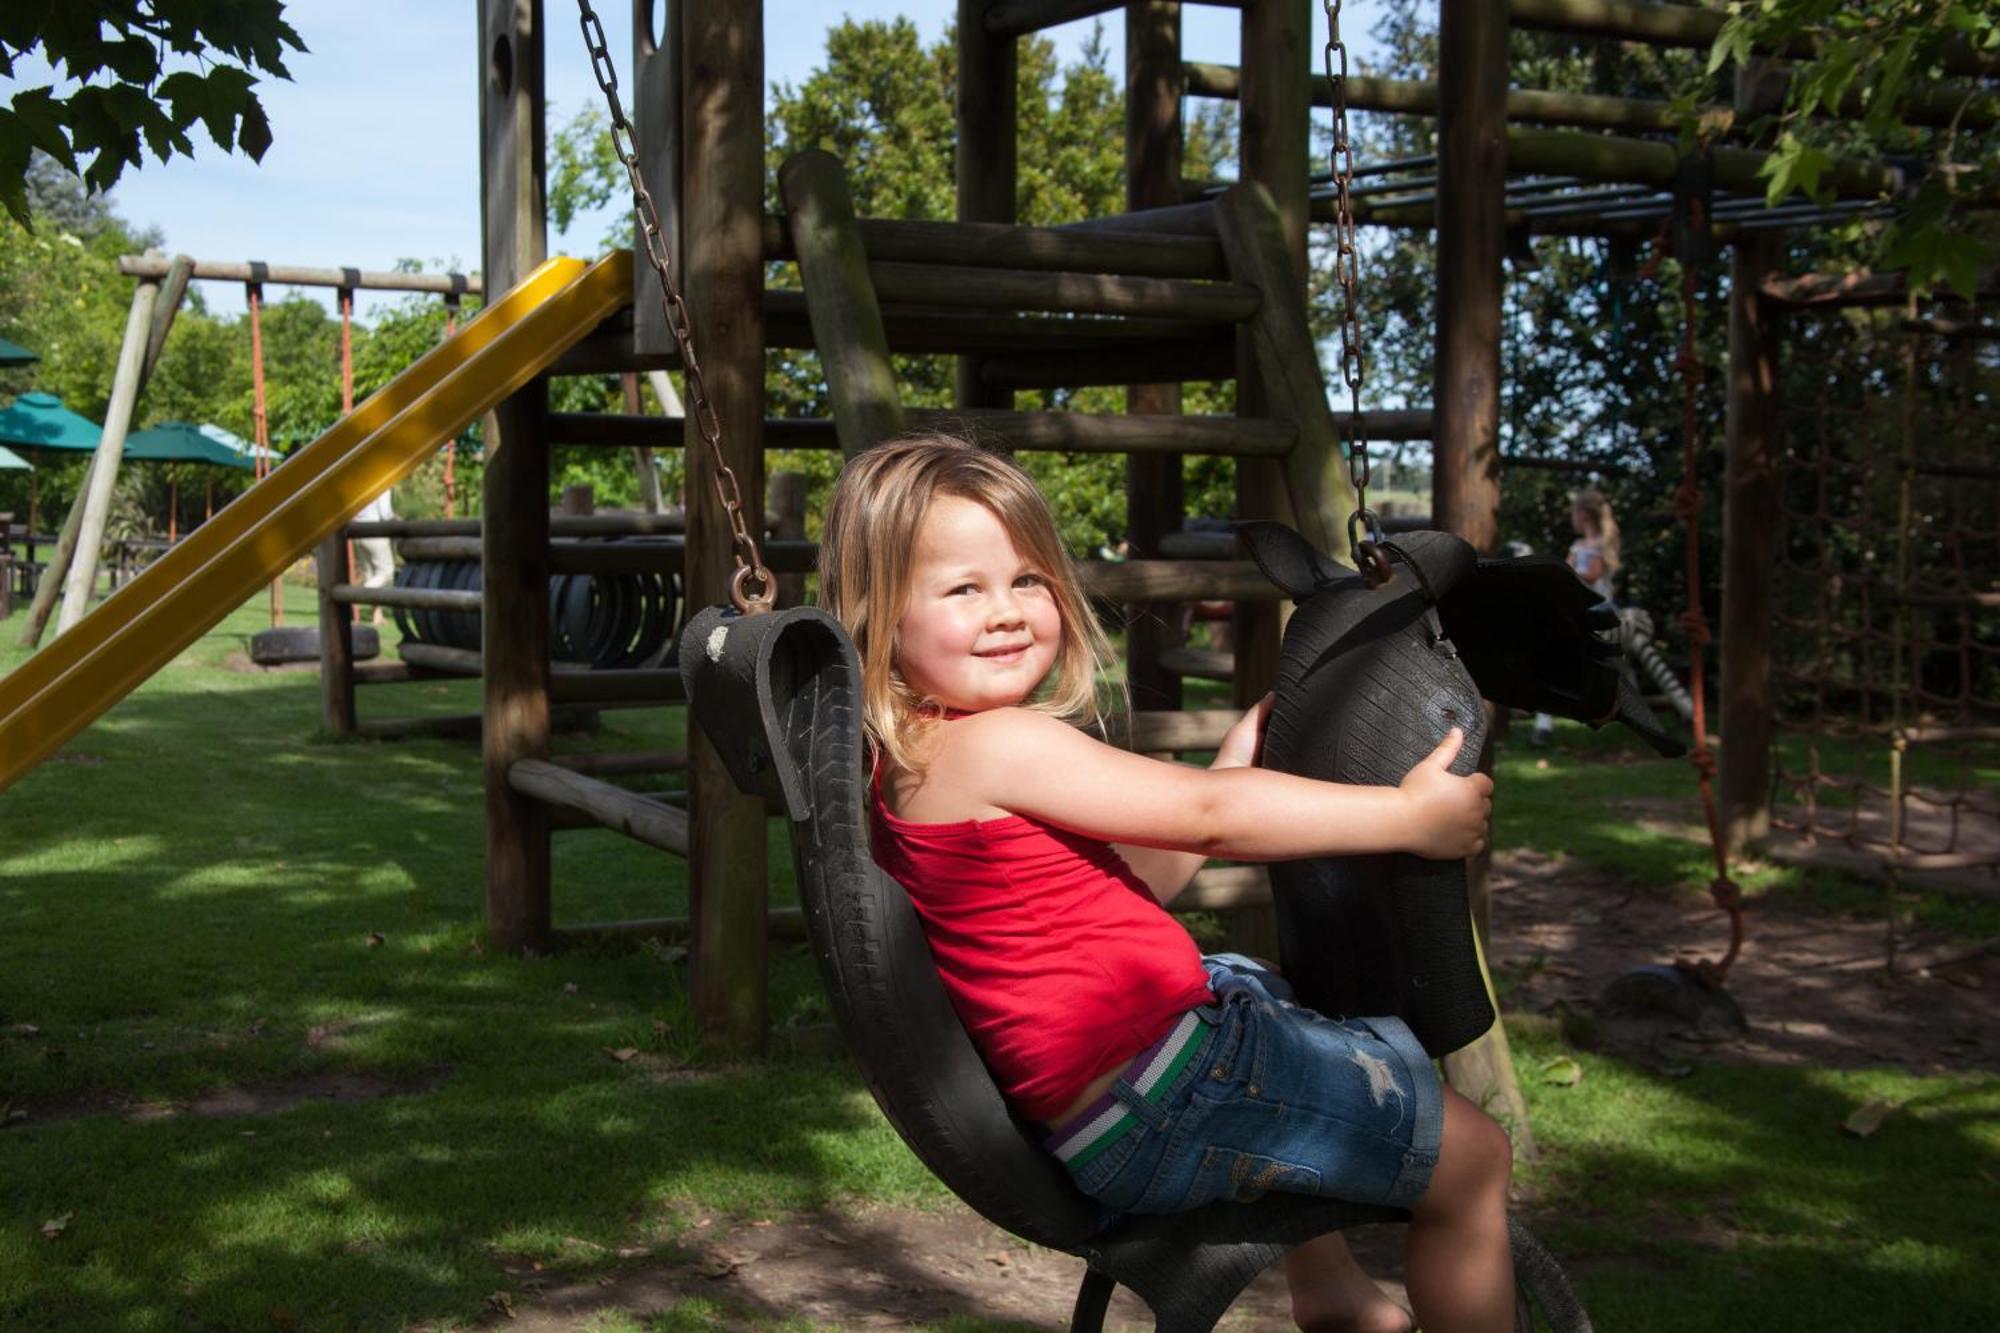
left=1771, top=292, right=2000, bottom=894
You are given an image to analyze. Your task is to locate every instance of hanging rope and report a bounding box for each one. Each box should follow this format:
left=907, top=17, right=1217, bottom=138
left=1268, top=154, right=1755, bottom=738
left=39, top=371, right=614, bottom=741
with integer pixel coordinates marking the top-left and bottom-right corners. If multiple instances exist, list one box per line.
left=1321, top=0, right=1390, bottom=587
left=1663, top=193, right=1744, bottom=989
left=247, top=280, right=270, bottom=483
left=574, top=0, right=773, bottom=614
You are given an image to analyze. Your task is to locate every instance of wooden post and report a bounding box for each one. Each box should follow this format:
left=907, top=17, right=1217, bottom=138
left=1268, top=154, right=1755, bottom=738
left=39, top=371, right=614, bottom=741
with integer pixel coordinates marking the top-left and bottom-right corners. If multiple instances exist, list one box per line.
left=780, top=151, right=906, bottom=455
left=683, top=0, right=769, bottom=1052
left=1432, top=0, right=1507, bottom=552
left=58, top=278, right=162, bottom=634
left=1433, top=0, right=1532, bottom=1157
left=17, top=455, right=94, bottom=648
left=632, top=0, right=680, bottom=355
left=1225, top=0, right=1309, bottom=960
left=318, top=527, right=356, bottom=735
left=480, top=0, right=553, bottom=953
left=1720, top=232, right=1782, bottom=854
left=769, top=471, right=807, bottom=609
left=1125, top=0, right=1185, bottom=713
left=956, top=0, right=1017, bottom=410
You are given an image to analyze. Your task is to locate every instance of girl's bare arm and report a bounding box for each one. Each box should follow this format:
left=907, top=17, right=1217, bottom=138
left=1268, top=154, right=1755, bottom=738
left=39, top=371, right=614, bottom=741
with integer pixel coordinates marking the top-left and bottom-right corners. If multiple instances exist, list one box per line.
left=1113, top=695, right=1273, bottom=903
left=943, top=707, right=1491, bottom=863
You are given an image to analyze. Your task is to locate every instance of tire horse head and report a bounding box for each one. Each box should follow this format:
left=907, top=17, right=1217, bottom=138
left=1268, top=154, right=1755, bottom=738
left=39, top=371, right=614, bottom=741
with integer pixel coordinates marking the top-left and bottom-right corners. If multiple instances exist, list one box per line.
left=1239, top=521, right=1684, bottom=1056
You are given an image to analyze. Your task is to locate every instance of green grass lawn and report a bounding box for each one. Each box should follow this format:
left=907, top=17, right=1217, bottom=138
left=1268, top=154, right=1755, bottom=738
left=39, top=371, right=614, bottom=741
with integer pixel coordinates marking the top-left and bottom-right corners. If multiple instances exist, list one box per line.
left=3, top=593, right=1995, bottom=1330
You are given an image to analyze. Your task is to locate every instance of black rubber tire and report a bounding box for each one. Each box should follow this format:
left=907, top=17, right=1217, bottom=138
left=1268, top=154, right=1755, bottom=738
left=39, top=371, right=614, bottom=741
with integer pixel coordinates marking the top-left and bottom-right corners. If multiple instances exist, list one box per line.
left=249, top=624, right=379, bottom=666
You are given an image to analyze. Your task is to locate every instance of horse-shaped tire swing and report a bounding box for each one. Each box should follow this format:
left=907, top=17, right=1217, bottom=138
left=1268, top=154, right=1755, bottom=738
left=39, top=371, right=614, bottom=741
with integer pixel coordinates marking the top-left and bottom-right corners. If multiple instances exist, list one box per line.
left=682, top=520, right=1680, bottom=1332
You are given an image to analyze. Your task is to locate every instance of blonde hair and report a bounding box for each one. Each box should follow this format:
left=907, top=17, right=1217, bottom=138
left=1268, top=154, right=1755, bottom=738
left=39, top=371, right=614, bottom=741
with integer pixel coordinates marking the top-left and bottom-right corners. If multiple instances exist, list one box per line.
left=819, top=434, right=1119, bottom=772
left=1571, top=487, right=1621, bottom=579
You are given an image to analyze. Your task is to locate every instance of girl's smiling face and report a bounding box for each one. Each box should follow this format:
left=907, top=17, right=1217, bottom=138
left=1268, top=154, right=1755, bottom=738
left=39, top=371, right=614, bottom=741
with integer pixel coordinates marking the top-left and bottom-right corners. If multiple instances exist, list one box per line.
left=894, top=495, right=1062, bottom=714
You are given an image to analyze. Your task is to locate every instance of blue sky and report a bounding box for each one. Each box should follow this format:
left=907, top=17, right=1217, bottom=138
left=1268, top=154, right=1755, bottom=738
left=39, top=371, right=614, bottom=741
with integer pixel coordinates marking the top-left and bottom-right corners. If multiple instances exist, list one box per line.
left=8, top=2, right=1389, bottom=322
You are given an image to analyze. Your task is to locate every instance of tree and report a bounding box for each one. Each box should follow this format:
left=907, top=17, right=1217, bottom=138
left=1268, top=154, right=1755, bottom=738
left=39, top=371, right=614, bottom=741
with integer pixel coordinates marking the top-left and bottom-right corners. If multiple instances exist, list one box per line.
left=0, top=2, right=305, bottom=227
left=1690, top=0, right=2000, bottom=296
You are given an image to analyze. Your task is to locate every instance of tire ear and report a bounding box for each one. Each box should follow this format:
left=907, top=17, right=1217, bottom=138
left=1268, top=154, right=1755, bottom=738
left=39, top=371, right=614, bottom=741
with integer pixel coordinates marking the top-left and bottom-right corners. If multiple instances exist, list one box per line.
left=1238, top=520, right=1345, bottom=598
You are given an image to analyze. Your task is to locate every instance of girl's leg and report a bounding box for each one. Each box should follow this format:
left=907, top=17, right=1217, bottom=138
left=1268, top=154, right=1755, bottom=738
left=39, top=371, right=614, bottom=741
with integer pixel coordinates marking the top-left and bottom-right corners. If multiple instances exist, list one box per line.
left=1284, top=1233, right=1412, bottom=1333
left=1403, top=1088, right=1515, bottom=1333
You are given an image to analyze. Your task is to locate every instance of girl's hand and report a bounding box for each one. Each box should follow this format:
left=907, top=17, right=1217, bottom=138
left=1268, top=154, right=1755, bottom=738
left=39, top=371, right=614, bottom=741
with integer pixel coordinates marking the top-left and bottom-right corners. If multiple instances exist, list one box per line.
left=1210, top=692, right=1274, bottom=771
left=1396, top=728, right=1494, bottom=860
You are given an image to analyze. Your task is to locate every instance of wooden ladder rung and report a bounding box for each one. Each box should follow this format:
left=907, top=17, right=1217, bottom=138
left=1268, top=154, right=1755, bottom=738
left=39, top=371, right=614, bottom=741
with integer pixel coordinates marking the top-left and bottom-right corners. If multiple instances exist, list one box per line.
left=868, top=261, right=1260, bottom=324
left=906, top=410, right=1293, bottom=458
left=1157, top=647, right=1237, bottom=681
left=1083, top=561, right=1276, bottom=603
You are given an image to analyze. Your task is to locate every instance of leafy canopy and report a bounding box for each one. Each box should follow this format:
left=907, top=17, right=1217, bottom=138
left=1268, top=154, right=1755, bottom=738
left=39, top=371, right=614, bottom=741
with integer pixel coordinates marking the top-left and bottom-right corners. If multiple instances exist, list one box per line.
left=1693, top=0, right=2000, bottom=296
left=0, top=1, right=305, bottom=227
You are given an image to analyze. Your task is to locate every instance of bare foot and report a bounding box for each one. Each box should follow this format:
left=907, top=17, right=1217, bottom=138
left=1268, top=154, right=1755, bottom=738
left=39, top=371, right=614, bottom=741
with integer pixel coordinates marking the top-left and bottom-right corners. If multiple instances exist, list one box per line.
left=1286, top=1234, right=1415, bottom=1333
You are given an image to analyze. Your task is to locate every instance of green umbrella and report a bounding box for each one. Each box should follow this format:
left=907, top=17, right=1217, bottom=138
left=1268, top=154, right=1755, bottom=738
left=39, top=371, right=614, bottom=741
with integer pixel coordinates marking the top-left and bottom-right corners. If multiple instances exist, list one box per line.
left=0, top=444, right=32, bottom=470
left=0, top=337, right=38, bottom=367
left=0, top=392, right=101, bottom=534
left=124, top=420, right=256, bottom=470
left=0, top=392, right=102, bottom=451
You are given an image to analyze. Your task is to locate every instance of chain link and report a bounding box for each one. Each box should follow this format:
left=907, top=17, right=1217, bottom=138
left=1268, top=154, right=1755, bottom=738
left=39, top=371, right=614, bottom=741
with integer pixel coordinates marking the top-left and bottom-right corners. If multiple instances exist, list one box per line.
left=575, top=0, right=774, bottom=613
left=1322, top=0, right=1384, bottom=582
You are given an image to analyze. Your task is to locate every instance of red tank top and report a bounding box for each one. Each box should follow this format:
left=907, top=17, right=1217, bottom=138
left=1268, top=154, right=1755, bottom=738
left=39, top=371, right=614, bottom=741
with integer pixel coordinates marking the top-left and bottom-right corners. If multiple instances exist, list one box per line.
left=871, top=769, right=1215, bottom=1123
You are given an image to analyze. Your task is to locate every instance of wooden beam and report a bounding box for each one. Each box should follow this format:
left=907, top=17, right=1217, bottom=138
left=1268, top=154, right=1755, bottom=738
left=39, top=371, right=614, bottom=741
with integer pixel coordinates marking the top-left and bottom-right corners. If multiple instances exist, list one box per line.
left=1082, top=559, right=1280, bottom=603
left=763, top=214, right=1228, bottom=279
left=983, top=0, right=1123, bottom=37
left=116, top=254, right=480, bottom=295
left=550, top=748, right=689, bottom=777
left=681, top=0, right=769, bottom=1053
left=778, top=151, right=906, bottom=454
left=1761, top=268, right=2000, bottom=308
left=509, top=759, right=690, bottom=855
left=479, top=0, right=552, bottom=954
left=980, top=338, right=1236, bottom=392
left=329, top=583, right=483, bottom=612
left=867, top=261, right=1260, bottom=322
left=1720, top=233, right=1783, bottom=856
left=1510, top=0, right=2000, bottom=79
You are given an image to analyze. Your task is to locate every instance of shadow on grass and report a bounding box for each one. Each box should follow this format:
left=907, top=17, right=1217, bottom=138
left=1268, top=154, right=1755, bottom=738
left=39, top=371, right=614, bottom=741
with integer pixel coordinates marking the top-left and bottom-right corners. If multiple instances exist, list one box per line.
left=1515, top=1032, right=2000, bottom=1331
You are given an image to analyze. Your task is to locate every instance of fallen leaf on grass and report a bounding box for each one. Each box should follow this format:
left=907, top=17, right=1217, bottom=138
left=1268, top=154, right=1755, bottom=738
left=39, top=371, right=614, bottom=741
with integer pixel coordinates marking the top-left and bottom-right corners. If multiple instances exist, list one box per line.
left=41, top=1211, right=73, bottom=1240
left=696, top=1251, right=744, bottom=1279
left=604, top=1047, right=640, bottom=1063
left=562, top=982, right=579, bottom=995
left=1540, top=1057, right=1584, bottom=1087
left=484, top=1290, right=516, bottom=1318
left=11, top=1024, right=39, bottom=1036
left=1841, top=1100, right=1899, bottom=1138
left=365, top=932, right=385, bottom=948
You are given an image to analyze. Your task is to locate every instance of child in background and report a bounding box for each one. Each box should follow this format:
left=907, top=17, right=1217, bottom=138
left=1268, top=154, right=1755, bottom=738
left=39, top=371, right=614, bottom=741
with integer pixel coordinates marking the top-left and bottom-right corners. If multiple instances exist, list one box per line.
left=820, top=436, right=1514, bottom=1333
left=1531, top=487, right=1621, bottom=747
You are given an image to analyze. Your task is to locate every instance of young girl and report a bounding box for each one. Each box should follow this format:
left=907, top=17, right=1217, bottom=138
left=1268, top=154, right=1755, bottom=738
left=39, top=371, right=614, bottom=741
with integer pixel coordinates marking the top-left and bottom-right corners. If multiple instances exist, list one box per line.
left=1533, top=488, right=1621, bottom=745
left=821, top=436, right=1512, bottom=1333
left=1565, top=487, right=1619, bottom=603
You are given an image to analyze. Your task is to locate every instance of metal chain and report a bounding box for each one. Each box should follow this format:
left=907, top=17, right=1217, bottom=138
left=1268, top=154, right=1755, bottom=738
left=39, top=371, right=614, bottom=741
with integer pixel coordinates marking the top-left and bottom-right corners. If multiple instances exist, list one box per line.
left=575, top=0, right=774, bottom=614
left=1322, top=0, right=1388, bottom=586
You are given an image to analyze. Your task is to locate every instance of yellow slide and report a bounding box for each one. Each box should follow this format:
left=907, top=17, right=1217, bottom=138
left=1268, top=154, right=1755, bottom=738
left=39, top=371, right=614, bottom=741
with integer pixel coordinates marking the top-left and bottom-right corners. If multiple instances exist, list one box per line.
left=0, top=251, right=633, bottom=793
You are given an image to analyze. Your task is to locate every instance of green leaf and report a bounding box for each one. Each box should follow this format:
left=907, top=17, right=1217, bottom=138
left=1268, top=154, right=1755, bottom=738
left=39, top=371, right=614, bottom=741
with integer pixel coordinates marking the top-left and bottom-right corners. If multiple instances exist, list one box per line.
left=237, top=95, right=272, bottom=161
left=0, top=107, right=36, bottom=228
left=9, top=87, right=79, bottom=174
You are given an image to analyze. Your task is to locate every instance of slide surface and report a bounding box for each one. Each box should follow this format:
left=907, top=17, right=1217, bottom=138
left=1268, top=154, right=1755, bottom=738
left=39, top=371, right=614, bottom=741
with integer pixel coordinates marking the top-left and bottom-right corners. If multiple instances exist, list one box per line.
left=0, top=252, right=633, bottom=792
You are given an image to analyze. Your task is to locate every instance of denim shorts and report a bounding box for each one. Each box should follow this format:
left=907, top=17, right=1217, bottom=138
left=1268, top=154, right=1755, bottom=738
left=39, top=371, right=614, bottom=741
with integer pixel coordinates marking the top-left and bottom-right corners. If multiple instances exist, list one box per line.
left=1063, top=954, right=1443, bottom=1215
